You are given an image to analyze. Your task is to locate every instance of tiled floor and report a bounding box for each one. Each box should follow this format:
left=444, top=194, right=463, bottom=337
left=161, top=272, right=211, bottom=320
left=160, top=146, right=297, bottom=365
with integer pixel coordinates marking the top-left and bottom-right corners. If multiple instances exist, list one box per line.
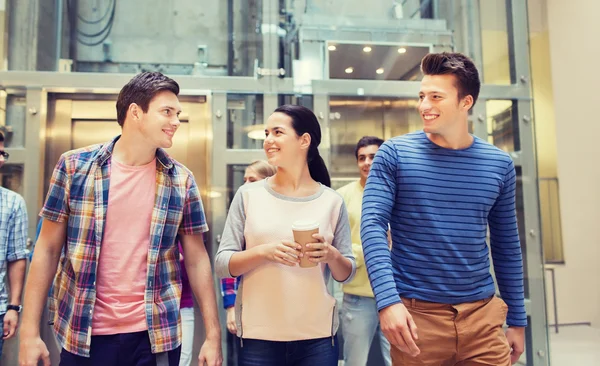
left=549, top=326, right=600, bottom=365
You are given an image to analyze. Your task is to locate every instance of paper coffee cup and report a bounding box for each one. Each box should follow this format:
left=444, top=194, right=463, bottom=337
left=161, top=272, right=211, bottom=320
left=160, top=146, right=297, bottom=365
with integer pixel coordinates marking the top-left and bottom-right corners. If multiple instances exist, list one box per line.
left=291, top=220, right=320, bottom=268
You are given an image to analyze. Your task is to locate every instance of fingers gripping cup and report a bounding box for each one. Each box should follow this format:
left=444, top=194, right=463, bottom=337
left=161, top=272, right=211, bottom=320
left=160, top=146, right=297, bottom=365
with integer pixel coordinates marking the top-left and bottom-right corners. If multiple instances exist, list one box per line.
left=291, top=220, right=320, bottom=268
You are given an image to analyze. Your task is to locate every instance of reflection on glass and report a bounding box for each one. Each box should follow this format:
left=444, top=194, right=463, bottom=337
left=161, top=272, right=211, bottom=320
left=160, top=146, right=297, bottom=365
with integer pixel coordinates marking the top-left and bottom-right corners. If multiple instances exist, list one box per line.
left=328, top=44, right=430, bottom=80
left=329, top=97, right=421, bottom=178
left=226, top=94, right=264, bottom=149
left=226, top=164, right=248, bottom=207
left=486, top=100, right=520, bottom=152
left=278, top=94, right=313, bottom=110
left=0, top=165, right=24, bottom=195
left=480, top=0, right=512, bottom=84
left=230, top=0, right=263, bottom=76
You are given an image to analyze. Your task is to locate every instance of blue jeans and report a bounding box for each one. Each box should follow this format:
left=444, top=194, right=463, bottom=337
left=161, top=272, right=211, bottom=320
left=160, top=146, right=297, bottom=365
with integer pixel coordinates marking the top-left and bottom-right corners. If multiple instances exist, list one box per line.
left=341, top=294, right=392, bottom=366
left=59, top=331, right=180, bottom=366
left=239, top=336, right=339, bottom=366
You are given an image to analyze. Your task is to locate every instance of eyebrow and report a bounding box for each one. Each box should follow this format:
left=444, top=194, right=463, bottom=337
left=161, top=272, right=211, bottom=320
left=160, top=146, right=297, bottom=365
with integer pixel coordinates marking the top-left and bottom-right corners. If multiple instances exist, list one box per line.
left=162, top=106, right=182, bottom=113
left=265, top=126, right=287, bottom=132
left=419, top=90, right=447, bottom=95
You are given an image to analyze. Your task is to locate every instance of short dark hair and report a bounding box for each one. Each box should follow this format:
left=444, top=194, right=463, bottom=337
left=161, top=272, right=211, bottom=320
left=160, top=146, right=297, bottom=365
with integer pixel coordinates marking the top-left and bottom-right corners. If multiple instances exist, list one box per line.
left=355, top=136, right=384, bottom=160
left=116, top=72, right=180, bottom=126
left=420, top=52, right=481, bottom=109
left=0, top=131, right=4, bottom=143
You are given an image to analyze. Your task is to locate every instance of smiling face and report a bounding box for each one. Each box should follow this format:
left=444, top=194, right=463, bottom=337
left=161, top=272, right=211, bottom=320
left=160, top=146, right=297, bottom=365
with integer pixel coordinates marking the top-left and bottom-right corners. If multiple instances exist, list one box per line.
left=418, top=74, right=473, bottom=135
left=131, top=90, right=182, bottom=149
left=357, top=144, right=379, bottom=182
left=263, top=112, right=310, bottom=169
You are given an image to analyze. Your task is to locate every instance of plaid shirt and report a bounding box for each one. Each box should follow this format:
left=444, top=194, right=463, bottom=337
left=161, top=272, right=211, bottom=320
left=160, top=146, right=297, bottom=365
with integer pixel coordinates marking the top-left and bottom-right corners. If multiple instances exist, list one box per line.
left=0, top=187, right=28, bottom=315
left=41, top=136, right=208, bottom=357
left=220, top=277, right=240, bottom=309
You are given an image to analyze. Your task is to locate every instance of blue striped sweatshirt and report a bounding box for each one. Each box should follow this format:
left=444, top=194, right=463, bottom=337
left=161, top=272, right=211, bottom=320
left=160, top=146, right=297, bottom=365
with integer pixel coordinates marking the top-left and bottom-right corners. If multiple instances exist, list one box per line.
left=360, top=131, right=527, bottom=327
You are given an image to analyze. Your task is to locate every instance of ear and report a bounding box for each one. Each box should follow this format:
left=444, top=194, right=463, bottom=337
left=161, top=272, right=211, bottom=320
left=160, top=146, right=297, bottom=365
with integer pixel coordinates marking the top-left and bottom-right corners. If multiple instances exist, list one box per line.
left=299, top=132, right=311, bottom=151
left=462, top=95, right=474, bottom=111
left=128, top=103, right=142, bottom=122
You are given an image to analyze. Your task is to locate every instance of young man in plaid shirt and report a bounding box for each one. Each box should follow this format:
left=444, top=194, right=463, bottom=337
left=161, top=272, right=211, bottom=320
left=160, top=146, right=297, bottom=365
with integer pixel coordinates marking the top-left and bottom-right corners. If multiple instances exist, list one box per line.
left=19, top=72, right=222, bottom=366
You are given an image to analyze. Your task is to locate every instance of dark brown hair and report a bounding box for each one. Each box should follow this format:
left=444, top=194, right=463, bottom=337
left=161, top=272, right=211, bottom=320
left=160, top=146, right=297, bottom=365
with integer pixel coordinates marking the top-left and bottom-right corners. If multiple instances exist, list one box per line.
left=116, top=72, right=180, bottom=126
left=355, top=136, right=384, bottom=160
left=420, top=52, right=481, bottom=109
left=273, top=105, right=331, bottom=187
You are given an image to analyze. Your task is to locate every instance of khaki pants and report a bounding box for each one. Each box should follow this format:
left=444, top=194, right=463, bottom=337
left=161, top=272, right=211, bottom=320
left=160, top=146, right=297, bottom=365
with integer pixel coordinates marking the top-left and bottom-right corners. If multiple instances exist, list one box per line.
left=391, top=296, right=511, bottom=366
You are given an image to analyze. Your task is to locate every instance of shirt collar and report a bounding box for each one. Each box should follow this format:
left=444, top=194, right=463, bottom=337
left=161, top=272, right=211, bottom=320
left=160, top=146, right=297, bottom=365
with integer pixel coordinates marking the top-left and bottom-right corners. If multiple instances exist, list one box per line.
left=96, top=135, right=174, bottom=171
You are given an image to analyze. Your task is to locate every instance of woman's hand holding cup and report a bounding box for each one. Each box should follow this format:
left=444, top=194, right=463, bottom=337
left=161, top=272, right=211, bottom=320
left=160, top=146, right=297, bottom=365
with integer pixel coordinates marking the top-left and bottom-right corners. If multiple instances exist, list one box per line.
left=263, top=240, right=302, bottom=266
left=303, top=233, right=340, bottom=264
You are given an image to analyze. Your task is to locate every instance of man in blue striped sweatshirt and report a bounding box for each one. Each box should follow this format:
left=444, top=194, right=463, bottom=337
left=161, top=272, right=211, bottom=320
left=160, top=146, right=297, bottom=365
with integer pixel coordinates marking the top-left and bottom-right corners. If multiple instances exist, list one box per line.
left=361, top=52, right=526, bottom=365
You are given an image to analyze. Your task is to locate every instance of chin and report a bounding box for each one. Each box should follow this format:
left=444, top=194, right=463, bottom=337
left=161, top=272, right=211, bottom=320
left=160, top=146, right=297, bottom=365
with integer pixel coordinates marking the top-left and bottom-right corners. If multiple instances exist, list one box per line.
left=159, top=139, right=174, bottom=149
left=266, top=157, right=279, bottom=167
left=422, top=125, right=438, bottom=134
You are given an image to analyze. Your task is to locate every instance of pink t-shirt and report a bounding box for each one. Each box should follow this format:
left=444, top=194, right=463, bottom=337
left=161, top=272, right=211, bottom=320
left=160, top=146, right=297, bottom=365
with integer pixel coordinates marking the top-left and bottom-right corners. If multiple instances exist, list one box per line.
left=91, top=158, right=156, bottom=335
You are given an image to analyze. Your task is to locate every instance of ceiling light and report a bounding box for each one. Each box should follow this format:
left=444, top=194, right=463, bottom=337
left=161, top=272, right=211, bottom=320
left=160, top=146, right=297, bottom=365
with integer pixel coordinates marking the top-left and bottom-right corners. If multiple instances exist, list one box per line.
left=328, top=45, right=337, bottom=51
left=376, top=68, right=384, bottom=74
left=247, top=129, right=266, bottom=140
left=397, top=47, right=407, bottom=54
left=245, top=124, right=267, bottom=140
left=345, top=67, right=354, bottom=74
left=363, top=46, right=372, bottom=53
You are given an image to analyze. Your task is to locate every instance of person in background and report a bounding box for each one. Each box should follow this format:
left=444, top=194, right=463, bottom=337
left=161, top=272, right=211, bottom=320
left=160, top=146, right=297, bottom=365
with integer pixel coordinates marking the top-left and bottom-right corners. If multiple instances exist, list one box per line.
left=337, top=136, right=391, bottom=366
left=0, top=131, right=28, bottom=359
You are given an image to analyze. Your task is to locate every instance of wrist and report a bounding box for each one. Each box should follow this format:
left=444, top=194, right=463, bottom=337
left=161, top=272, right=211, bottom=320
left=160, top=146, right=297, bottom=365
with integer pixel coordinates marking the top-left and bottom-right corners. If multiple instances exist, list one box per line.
left=7, top=304, right=22, bottom=314
left=331, top=246, right=343, bottom=263
left=205, top=331, right=221, bottom=342
left=19, top=327, right=40, bottom=339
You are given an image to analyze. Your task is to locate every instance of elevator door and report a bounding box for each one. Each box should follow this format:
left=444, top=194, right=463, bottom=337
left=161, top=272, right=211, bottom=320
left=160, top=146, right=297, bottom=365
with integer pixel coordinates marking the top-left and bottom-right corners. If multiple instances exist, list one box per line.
left=42, top=94, right=211, bottom=365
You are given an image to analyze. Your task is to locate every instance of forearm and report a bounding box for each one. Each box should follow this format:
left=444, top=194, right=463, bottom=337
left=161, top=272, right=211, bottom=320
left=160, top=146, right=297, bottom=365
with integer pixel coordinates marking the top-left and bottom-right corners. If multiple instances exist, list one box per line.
left=228, top=246, right=268, bottom=277
left=7, top=259, right=26, bottom=305
left=185, top=253, right=221, bottom=340
left=20, top=247, right=62, bottom=337
left=328, top=253, right=352, bottom=282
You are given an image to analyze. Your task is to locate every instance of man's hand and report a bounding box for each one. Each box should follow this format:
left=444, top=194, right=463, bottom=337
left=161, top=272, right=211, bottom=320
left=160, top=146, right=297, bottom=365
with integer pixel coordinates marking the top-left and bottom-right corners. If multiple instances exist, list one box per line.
left=197, top=337, right=223, bottom=366
left=379, top=303, right=420, bottom=357
left=226, top=307, right=237, bottom=335
left=3, top=310, right=19, bottom=339
left=505, top=326, right=525, bottom=364
left=18, top=336, right=51, bottom=366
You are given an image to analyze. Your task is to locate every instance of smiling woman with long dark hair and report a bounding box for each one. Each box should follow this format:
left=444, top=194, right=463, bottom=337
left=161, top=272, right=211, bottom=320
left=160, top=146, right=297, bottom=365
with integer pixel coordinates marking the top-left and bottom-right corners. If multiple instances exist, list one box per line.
left=215, top=105, right=356, bottom=366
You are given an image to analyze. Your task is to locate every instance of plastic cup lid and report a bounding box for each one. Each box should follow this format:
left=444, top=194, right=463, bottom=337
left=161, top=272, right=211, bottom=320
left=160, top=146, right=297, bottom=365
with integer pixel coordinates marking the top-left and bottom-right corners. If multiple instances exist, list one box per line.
left=291, top=220, right=319, bottom=231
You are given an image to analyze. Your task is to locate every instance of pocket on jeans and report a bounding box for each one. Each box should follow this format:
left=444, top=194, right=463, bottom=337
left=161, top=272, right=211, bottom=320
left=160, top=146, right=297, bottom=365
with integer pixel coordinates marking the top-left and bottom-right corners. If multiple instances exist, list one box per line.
left=343, top=293, right=361, bottom=305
